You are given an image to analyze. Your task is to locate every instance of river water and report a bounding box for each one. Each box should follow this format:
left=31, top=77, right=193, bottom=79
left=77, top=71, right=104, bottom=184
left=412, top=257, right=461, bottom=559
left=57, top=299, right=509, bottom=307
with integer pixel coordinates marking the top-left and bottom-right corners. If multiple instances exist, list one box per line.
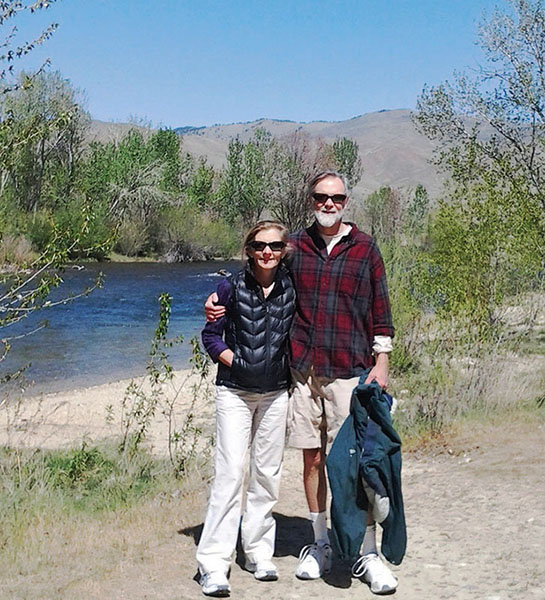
left=2, top=260, right=241, bottom=394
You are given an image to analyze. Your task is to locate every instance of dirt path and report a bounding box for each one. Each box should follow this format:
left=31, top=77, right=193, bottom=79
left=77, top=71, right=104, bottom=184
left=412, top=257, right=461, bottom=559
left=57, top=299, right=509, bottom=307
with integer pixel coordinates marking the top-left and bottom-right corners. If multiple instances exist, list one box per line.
left=3, top=379, right=544, bottom=599
left=170, top=418, right=545, bottom=600
left=73, top=417, right=544, bottom=600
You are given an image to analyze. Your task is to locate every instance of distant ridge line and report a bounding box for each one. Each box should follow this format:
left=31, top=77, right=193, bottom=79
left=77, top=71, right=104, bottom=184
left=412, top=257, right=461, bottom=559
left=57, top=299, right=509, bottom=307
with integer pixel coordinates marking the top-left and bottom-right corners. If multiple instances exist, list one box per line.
left=172, top=110, right=408, bottom=132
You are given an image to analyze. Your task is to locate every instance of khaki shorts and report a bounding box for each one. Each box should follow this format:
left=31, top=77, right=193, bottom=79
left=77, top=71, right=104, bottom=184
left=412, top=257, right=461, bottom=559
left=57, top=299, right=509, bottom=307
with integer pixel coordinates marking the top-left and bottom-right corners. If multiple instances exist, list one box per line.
left=287, top=367, right=360, bottom=449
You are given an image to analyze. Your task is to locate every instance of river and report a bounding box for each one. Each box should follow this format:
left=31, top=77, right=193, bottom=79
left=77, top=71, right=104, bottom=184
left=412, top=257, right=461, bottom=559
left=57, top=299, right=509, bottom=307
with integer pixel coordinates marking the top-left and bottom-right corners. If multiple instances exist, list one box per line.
left=2, top=260, right=241, bottom=394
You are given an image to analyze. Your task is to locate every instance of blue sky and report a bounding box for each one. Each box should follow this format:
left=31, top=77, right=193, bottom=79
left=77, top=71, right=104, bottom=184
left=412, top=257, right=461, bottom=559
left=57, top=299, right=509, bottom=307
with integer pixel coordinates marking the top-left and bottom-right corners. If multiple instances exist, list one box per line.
left=12, top=0, right=503, bottom=127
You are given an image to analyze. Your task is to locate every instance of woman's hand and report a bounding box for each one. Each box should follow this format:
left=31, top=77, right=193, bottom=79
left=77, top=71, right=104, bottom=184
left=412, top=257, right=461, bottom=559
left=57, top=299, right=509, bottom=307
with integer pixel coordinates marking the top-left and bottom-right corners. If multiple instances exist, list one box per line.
left=205, top=292, right=227, bottom=322
left=218, top=348, right=234, bottom=367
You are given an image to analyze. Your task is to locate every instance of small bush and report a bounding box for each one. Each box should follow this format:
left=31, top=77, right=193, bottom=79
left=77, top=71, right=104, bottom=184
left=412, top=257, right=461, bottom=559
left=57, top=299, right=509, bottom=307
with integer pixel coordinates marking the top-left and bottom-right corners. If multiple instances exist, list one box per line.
left=114, top=218, right=150, bottom=257
left=156, top=205, right=240, bottom=261
left=46, top=443, right=115, bottom=489
left=24, top=211, right=55, bottom=252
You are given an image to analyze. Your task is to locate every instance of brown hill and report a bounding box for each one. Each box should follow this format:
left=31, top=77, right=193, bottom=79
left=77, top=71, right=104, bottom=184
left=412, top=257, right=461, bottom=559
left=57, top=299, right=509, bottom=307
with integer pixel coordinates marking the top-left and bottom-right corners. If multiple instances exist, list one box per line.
left=180, top=109, right=445, bottom=198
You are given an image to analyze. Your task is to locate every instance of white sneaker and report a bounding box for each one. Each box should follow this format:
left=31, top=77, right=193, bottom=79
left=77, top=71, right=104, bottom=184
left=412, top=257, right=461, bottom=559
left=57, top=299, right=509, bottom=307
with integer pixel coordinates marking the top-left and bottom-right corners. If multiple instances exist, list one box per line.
left=295, top=542, right=332, bottom=580
left=200, top=571, right=230, bottom=597
left=244, top=558, right=279, bottom=581
left=352, top=553, right=398, bottom=595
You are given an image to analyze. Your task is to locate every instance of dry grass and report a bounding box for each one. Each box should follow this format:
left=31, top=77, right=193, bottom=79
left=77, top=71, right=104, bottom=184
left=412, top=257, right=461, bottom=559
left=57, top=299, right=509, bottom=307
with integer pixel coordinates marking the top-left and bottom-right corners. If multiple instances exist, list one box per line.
left=400, top=398, right=545, bottom=453
left=0, top=462, right=209, bottom=600
left=0, top=363, right=216, bottom=600
left=394, top=349, right=545, bottom=438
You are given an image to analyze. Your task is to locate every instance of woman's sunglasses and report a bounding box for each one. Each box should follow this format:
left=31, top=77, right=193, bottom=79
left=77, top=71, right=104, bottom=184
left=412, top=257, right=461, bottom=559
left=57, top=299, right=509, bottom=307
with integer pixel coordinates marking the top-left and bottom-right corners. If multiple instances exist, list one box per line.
left=248, top=241, right=286, bottom=252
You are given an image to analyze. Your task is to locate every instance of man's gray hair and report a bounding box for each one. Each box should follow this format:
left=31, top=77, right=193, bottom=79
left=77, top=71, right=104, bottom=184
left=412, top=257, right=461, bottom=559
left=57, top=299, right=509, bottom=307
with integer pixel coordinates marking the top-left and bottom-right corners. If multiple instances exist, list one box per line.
left=307, top=170, right=350, bottom=198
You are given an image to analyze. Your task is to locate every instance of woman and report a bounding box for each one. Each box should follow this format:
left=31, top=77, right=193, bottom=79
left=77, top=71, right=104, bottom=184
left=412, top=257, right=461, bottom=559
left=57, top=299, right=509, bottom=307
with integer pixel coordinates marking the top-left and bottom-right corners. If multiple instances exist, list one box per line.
left=197, top=221, right=296, bottom=597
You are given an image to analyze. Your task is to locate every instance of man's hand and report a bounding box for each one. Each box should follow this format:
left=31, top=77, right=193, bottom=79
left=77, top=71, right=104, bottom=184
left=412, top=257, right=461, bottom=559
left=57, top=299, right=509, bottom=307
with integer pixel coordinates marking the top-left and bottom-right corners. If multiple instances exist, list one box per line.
left=205, top=292, right=226, bottom=322
left=364, top=352, right=389, bottom=389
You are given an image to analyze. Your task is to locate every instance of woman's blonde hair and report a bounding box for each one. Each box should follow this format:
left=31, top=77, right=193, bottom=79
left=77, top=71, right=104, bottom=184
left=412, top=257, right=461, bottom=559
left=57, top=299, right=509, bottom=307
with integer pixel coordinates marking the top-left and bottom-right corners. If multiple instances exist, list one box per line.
left=242, top=220, right=290, bottom=261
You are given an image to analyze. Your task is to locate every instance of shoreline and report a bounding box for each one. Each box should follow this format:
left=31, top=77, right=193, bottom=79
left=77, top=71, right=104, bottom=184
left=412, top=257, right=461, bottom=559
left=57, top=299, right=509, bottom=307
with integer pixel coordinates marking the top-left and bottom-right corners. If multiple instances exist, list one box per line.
left=1, top=253, right=240, bottom=274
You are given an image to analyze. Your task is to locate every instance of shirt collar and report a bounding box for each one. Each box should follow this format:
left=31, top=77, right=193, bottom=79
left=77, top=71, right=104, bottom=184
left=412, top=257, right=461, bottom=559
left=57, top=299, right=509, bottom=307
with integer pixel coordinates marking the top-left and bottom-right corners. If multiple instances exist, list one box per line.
left=306, top=221, right=357, bottom=250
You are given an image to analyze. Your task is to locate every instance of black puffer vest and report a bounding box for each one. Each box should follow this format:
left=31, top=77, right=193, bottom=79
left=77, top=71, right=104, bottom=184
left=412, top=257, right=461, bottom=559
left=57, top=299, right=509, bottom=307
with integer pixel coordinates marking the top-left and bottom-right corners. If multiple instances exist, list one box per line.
left=216, top=263, right=296, bottom=393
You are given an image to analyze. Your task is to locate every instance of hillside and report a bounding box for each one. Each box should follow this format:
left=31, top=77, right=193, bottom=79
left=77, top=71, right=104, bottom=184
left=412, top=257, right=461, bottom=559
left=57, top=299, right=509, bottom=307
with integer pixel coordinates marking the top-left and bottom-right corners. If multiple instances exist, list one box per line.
left=89, top=109, right=447, bottom=199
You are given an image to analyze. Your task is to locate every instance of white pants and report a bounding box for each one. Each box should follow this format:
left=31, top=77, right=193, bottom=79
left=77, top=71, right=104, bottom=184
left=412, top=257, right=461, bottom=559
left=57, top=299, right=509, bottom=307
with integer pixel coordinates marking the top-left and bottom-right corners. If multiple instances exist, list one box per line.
left=196, top=385, right=289, bottom=575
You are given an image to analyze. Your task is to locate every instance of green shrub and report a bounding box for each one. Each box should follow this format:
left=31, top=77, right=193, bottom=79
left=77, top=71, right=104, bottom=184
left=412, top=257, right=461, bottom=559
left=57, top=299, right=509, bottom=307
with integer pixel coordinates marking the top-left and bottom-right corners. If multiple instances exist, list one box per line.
left=46, top=443, right=115, bottom=489
left=0, top=441, right=166, bottom=518
left=53, top=198, right=113, bottom=260
left=0, top=234, right=36, bottom=265
left=24, top=211, right=55, bottom=253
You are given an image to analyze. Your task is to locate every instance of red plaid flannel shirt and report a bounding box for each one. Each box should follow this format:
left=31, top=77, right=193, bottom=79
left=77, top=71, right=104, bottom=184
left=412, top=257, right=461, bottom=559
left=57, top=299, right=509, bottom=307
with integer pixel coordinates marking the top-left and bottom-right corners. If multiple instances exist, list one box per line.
left=287, top=222, right=394, bottom=379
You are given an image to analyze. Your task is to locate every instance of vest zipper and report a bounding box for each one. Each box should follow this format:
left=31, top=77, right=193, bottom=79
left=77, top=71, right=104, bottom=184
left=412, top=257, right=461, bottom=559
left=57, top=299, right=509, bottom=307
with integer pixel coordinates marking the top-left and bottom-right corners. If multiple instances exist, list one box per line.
left=265, top=301, right=271, bottom=381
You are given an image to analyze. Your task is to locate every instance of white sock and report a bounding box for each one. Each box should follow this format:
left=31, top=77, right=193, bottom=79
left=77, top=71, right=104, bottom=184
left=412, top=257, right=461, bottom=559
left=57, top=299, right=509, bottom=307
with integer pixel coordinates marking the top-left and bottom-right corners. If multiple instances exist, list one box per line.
left=361, top=523, right=377, bottom=556
left=309, top=511, right=329, bottom=545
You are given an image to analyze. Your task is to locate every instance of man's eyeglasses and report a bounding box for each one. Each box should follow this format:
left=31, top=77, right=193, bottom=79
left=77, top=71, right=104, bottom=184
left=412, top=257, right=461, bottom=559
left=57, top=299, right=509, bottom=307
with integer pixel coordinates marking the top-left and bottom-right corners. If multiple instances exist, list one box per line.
left=312, top=193, right=348, bottom=205
left=248, top=241, right=286, bottom=252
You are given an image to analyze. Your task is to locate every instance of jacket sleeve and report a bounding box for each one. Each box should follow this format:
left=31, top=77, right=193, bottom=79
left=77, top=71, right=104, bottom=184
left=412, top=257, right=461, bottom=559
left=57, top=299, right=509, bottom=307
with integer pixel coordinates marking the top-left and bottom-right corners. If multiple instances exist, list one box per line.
left=201, top=279, right=232, bottom=362
left=359, top=380, right=407, bottom=565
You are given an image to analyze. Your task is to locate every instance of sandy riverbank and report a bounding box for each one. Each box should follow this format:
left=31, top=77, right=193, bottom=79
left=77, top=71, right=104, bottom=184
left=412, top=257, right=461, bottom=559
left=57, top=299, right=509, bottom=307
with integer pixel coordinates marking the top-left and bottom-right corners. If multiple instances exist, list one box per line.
left=0, top=368, right=217, bottom=454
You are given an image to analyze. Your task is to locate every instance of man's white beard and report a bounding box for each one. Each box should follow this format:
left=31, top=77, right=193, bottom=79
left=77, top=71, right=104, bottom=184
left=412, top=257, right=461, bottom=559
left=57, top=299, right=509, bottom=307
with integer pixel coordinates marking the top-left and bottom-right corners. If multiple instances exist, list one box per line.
left=315, top=207, right=344, bottom=229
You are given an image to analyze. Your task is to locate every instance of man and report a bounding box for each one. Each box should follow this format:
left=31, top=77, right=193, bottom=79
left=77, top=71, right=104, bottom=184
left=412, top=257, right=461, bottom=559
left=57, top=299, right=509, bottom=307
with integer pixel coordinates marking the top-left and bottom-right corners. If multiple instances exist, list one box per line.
left=206, top=171, right=397, bottom=594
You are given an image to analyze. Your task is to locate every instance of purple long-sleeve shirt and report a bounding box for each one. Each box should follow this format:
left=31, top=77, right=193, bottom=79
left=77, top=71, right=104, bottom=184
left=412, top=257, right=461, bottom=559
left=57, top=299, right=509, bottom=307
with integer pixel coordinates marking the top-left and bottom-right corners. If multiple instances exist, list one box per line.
left=201, top=278, right=233, bottom=362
